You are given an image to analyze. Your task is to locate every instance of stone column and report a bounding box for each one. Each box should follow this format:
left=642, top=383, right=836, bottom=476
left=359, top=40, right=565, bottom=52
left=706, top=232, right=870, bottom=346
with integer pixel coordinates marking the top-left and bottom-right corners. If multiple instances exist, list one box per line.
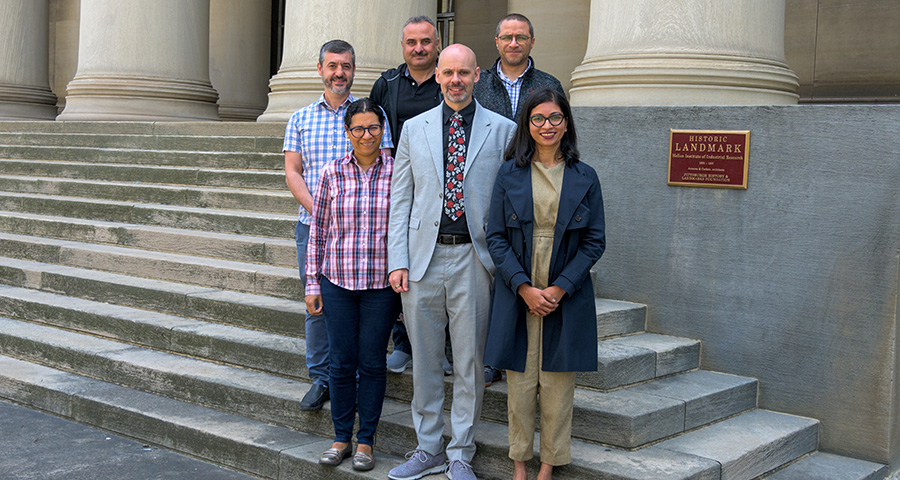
left=58, top=0, right=219, bottom=121
left=209, top=0, right=271, bottom=121
left=49, top=0, right=80, bottom=114
left=507, top=0, right=590, bottom=96
left=0, top=0, right=58, bottom=120
left=258, top=0, right=434, bottom=123
left=570, top=0, right=800, bottom=105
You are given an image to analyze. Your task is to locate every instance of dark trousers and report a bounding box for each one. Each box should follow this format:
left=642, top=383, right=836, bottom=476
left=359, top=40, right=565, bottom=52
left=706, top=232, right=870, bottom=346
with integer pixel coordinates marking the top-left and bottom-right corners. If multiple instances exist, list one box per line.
left=392, top=320, right=412, bottom=354
left=320, top=277, right=400, bottom=446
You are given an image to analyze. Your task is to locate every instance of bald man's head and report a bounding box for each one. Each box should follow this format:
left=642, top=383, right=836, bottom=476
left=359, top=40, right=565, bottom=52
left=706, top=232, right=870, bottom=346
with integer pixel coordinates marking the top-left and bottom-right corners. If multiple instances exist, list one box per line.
left=436, top=44, right=480, bottom=110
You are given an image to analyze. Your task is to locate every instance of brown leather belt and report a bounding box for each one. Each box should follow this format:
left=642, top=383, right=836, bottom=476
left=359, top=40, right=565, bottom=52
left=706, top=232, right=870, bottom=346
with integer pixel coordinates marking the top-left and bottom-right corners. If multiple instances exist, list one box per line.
left=436, top=233, right=471, bottom=245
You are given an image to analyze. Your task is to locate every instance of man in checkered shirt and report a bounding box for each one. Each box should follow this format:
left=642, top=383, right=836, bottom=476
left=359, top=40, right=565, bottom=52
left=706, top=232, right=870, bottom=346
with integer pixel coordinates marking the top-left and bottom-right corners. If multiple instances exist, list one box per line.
left=283, top=39, right=393, bottom=412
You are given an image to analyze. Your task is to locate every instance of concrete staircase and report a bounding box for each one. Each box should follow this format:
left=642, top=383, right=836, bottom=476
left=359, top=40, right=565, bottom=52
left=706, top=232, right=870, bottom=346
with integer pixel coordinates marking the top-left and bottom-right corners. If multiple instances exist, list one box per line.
left=0, top=121, right=887, bottom=480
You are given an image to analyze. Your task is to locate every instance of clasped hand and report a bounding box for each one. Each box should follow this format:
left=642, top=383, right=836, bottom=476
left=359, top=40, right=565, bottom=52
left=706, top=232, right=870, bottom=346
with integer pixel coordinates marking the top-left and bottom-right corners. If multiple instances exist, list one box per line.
left=517, top=284, right=565, bottom=317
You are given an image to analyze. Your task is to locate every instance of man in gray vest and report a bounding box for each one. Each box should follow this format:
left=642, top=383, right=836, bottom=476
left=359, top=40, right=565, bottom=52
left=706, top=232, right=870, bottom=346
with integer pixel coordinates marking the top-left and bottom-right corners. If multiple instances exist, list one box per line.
left=473, top=13, right=566, bottom=121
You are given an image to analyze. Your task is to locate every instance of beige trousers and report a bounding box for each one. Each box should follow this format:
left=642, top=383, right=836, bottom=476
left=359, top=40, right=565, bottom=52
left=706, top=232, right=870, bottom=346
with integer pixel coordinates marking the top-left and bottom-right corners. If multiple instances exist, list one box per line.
left=505, top=311, right=576, bottom=465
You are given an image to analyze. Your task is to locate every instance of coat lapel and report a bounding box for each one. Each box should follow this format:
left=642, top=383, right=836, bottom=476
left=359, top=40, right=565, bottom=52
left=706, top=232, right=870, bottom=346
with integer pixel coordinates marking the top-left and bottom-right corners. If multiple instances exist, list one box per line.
left=506, top=164, right=534, bottom=224
left=423, top=108, right=446, bottom=181
left=551, top=164, right=593, bottom=256
left=463, top=103, right=491, bottom=178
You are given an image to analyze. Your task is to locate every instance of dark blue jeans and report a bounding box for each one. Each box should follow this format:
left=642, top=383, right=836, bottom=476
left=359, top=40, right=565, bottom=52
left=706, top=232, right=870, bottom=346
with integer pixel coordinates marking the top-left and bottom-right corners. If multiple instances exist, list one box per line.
left=296, top=221, right=328, bottom=386
left=320, top=277, right=400, bottom=446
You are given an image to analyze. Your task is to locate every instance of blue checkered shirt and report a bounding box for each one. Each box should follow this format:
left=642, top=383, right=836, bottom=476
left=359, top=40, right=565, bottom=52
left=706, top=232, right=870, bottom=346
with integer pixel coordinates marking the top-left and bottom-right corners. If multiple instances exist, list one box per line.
left=496, top=59, right=533, bottom=119
left=283, top=94, right=393, bottom=224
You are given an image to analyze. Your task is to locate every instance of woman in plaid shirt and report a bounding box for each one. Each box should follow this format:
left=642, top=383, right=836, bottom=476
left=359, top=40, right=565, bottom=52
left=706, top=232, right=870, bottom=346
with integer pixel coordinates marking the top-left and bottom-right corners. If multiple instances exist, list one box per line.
left=305, top=98, right=400, bottom=472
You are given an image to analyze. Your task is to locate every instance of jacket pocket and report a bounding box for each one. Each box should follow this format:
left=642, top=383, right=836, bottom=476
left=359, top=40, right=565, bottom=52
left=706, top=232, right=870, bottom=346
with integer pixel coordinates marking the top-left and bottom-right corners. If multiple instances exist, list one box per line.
left=409, top=217, right=421, bottom=230
left=565, top=203, right=591, bottom=230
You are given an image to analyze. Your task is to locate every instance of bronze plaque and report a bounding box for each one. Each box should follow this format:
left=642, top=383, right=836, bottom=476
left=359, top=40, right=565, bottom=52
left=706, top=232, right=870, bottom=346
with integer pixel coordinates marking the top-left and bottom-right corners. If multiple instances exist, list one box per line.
left=668, top=130, right=750, bottom=189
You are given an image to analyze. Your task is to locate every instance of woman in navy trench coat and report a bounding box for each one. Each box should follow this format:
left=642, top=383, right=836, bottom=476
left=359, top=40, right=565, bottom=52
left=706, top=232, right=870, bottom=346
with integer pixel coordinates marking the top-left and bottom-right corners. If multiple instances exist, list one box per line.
left=484, top=88, right=605, bottom=480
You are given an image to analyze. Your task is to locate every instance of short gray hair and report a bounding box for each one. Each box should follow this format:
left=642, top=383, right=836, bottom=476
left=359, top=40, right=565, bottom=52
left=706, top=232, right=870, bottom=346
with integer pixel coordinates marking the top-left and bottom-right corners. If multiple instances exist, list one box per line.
left=318, top=39, right=355, bottom=65
left=401, top=16, right=440, bottom=43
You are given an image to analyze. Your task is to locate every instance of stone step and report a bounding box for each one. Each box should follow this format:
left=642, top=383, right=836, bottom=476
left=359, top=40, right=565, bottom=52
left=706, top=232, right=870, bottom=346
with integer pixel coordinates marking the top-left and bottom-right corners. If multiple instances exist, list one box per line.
left=0, top=145, right=282, bottom=169
left=477, top=369, right=756, bottom=448
left=578, top=332, right=701, bottom=390
left=656, top=409, right=819, bottom=480
left=0, top=316, right=377, bottom=433
left=380, top=403, right=821, bottom=480
left=0, top=285, right=306, bottom=379
left=0, top=232, right=301, bottom=300
left=0, top=338, right=798, bottom=480
left=0, top=174, right=295, bottom=214
left=0, top=280, right=752, bottom=450
left=762, top=452, right=887, bottom=480
left=0, top=121, right=285, bottom=137
left=0, top=159, right=286, bottom=189
left=0, top=257, right=303, bottom=336
left=596, top=297, right=646, bottom=338
left=0, top=131, right=285, bottom=153
left=0, top=355, right=404, bottom=480
left=0, top=211, right=297, bottom=268
left=0, top=191, right=296, bottom=238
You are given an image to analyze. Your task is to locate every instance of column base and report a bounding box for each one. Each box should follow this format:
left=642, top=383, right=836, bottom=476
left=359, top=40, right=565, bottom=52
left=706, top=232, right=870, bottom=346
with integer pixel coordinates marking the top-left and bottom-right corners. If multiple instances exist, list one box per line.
left=0, top=83, right=58, bottom=120
left=58, top=74, right=220, bottom=121
left=570, top=54, right=799, bottom=106
left=218, top=103, right=266, bottom=122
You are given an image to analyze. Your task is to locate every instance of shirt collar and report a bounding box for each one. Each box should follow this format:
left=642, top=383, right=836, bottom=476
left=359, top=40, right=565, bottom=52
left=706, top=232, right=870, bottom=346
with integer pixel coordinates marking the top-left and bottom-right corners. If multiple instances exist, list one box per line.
left=316, top=93, right=356, bottom=113
left=442, top=100, right=476, bottom=125
left=403, top=64, right=437, bottom=84
left=496, top=58, right=532, bottom=85
left=343, top=150, right=387, bottom=167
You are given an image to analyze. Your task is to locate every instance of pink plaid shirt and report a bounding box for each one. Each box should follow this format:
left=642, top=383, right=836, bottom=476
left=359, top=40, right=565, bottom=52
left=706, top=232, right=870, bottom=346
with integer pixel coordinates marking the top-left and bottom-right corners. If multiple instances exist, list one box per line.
left=305, top=151, right=394, bottom=296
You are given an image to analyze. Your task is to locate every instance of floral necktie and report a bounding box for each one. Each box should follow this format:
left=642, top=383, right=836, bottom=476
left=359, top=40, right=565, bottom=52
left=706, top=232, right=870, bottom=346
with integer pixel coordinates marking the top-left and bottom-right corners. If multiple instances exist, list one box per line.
left=444, top=112, right=466, bottom=220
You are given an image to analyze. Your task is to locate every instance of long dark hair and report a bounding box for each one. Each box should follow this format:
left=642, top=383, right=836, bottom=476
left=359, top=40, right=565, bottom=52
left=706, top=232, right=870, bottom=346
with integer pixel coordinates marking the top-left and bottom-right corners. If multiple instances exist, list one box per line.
left=504, top=88, right=579, bottom=168
left=344, top=97, right=385, bottom=129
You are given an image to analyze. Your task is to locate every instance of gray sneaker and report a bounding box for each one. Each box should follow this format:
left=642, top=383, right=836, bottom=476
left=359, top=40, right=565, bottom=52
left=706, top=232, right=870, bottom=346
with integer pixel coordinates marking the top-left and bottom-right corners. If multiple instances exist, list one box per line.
left=388, top=449, right=448, bottom=480
left=387, top=349, right=412, bottom=373
left=445, top=459, right=477, bottom=480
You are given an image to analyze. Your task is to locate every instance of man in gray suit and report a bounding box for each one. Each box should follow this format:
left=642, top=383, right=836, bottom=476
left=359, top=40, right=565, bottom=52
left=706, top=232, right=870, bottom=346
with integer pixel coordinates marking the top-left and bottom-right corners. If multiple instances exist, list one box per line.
left=387, top=44, right=516, bottom=480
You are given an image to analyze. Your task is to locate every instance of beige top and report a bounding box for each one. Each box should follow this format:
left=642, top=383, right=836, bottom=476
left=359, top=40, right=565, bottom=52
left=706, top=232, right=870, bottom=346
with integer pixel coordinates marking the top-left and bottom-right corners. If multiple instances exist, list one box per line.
left=530, top=160, right=565, bottom=290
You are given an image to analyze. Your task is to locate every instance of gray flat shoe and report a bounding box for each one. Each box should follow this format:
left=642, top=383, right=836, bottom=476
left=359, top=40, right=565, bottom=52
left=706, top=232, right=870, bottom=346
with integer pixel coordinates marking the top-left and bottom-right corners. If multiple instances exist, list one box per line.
left=351, top=450, right=375, bottom=471
left=319, top=444, right=352, bottom=466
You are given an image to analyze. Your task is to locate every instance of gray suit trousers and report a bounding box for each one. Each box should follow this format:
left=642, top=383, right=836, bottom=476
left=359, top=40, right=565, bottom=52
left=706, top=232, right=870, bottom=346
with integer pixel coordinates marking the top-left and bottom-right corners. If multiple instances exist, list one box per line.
left=402, top=242, right=491, bottom=463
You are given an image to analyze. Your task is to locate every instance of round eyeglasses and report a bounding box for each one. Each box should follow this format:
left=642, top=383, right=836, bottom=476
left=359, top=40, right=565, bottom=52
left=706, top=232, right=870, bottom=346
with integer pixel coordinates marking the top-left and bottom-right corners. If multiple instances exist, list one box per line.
left=529, top=113, right=565, bottom=128
left=348, top=124, right=384, bottom=138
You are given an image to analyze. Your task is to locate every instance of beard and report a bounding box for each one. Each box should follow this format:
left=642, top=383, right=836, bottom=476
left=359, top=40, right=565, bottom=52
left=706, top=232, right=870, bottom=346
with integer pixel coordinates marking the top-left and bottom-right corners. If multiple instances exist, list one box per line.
left=323, top=74, right=353, bottom=96
left=444, top=83, right=471, bottom=104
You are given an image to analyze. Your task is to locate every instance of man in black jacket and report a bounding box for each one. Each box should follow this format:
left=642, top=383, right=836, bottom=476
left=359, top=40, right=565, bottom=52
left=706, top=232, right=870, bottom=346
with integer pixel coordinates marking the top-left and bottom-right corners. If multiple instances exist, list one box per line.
left=474, top=13, right=566, bottom=122
left=370, top=16, right=443, bottom=148
left=370, top=16, right=445, bottom=376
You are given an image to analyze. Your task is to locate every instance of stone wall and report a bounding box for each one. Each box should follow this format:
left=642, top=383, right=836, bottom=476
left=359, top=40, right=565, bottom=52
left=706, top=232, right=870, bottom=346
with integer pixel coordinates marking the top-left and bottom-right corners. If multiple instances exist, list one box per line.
left=575, top=104, right=900, bottom=465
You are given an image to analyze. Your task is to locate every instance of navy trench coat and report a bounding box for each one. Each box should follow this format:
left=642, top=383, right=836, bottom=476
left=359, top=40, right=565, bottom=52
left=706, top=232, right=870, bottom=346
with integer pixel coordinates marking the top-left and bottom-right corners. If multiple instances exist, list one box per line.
left=483, top=159, right=606, bottom=372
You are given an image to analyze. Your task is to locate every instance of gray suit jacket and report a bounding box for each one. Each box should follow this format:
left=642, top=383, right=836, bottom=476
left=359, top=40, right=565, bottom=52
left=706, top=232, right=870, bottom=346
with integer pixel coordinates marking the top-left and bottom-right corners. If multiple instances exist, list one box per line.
left=388, top=101, right=517, bottom=282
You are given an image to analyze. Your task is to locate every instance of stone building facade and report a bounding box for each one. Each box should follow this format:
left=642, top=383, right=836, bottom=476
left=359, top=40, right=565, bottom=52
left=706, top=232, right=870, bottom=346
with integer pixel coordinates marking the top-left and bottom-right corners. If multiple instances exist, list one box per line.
left=1, top=0, right=899, bottom=471
left=1, top=0, right=897, bottom=122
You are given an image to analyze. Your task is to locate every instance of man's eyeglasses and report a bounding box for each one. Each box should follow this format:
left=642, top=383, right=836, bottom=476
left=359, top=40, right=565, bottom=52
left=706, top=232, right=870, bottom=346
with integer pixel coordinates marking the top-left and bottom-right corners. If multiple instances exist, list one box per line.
left=497, top=34, right=531, bottom=45
left=348, top=124, right=384, bottom=138
left=529, top=114, right=565, bottom=128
